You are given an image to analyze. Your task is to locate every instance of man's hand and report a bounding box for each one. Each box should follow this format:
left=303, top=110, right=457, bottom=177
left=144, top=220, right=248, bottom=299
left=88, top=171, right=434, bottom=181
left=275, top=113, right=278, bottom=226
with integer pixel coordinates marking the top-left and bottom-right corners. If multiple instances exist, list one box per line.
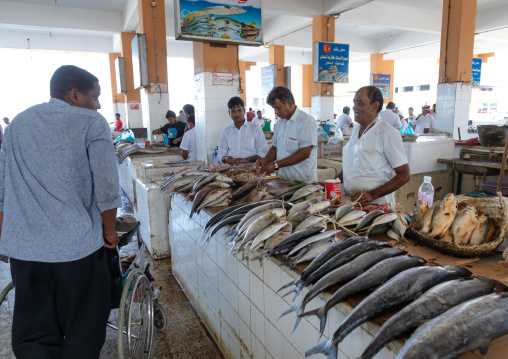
left=152, top=129, right=163, bottom=135
left=173, top=136, right=182, bottom=144
left=235, top=158, right=249, bottom=166
left=255, top=157, right=268, bottom=170
left=103, top=229, right=120, bottom=249
left=261, top=161, right=276, bottom=175
left=350, top=190, right=375, bottom=204
left=226, top=157, right=236, bottom=165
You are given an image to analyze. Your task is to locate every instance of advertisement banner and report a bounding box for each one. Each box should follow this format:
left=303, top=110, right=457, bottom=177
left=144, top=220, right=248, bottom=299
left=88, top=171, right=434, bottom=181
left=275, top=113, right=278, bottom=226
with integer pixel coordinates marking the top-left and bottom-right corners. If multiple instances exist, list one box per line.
left=370, top=73, right=391, bottom=99
left=472, top=57, right=482, bottom=89
left=174, top=0, right=262, bottom=46
left=261, top=65, right=277, bottom=96
left=313, top=42, right=349, bottom=83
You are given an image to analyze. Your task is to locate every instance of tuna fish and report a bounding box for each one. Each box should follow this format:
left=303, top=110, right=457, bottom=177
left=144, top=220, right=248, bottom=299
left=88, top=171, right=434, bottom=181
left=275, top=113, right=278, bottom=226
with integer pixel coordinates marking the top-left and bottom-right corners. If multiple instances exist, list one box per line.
left=361, top=277, right=495, bottom=359
left=396, top=293, right=508, bottom=359
left=306, top=265, right=472, bottom=359
left=299, top=255, right=426, bottom=335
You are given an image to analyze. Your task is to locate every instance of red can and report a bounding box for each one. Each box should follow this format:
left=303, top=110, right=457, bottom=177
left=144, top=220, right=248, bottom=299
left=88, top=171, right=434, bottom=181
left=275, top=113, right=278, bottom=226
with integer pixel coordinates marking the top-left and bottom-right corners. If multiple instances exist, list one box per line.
left=325, top=179, right=341, bottom=203
left=145, top=140, right=150, bottom=147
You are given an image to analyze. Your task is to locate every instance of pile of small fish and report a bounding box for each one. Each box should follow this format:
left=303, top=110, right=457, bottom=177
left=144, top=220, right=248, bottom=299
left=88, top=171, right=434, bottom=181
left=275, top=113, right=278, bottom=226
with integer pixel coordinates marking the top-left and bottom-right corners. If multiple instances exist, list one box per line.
left=208, top=163, right=230, bottom=172
left=269, top=233, right=508, bottom=359
left=224, top=167, right=263, bottom=182
left=334, top=203, right=406, bottom=240
left=116, top=143, right=169, bottom=164
left=412, top=193, right=495, bottom=245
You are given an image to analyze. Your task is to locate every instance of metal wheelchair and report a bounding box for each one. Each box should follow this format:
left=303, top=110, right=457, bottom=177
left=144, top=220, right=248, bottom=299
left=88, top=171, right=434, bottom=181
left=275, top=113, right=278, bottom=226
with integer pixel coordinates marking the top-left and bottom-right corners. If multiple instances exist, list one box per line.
left=0, top=221, right=166, bottom=359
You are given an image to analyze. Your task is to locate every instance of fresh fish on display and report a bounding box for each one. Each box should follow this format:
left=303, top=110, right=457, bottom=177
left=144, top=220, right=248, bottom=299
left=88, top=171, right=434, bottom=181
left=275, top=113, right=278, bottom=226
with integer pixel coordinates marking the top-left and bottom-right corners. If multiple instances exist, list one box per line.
left=189, top=172, right=218, bottom=195
left=208, top=181, right=231, bottom=188
left=267, top=226, right=326, bottom=259
left=235, top=203, right=283, bottom=235
left=419, top=200, right=441, bottom=234
left=425, top=193, right=457, bottom=238
left=306, top=265, right=472, bottom=359
left=288, top=185, right=325, bottom=202
left=282, top=247, right=407, bottom=331
left=264, top=226, right=293, bottom=250
left=191, top=184, right=219, bottom=217
left=206, top=213, right=245, bottom=241
left=361, top=277, right=495, bottom=359
left=269, top=184, right=306, bottom=199
left=197, top=188, right=231, bottom=213
left=250, top=222, right=291, bottom=251
left=395, top=293, right=508, bottom=359
left=287, top=210, right=310, bottom=228
left=286, top=230, right=342, bottom=258
left=334, top=204, right=355, bottom=221
left=285, top=241, right=335, bottom=269
left=308, top=200, right=331, bottom=214
left=287, top=199, right=314, bottom=217
left=469, top=213, right=489, bottom=245
left=413, top=200, right=428, bottom=229
left=116, top=144, right=169, bottom=164
left=164, top=175, right=203, bottom=194
left=337, top=210, right=366, bottom=225
left=236, top=208, right=286, bottom=250
left=354, top=210, right=385, bottom=231
left=451, top=205, right=478, bottom=244
left=232, top=181, right=257, bottom=201
left=294, top=214, right=329, bottom=232
left=300, top=255, right=426, bottom=335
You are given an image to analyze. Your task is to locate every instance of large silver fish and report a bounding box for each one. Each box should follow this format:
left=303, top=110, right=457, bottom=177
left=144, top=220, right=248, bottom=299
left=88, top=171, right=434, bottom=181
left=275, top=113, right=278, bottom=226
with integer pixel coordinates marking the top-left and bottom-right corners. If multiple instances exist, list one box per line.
left=396, top=293, right=508, bottom=359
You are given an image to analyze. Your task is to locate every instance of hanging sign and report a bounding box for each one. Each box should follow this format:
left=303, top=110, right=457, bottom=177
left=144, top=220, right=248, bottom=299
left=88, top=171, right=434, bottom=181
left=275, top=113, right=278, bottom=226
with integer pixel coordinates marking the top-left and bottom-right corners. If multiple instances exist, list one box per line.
left=261, top=65, right=277, bottom=95
left=370, top=74, right=391, bottom=99
left=313, top=42, right=349, bottom=83
left=174, top=0, right=262, bottom=46
left=471, top=57, right=482, bottom=89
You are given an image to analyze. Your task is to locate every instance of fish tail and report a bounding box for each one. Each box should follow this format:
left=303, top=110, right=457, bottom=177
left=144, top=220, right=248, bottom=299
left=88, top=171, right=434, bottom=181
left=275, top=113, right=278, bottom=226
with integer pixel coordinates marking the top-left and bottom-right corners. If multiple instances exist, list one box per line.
left=281, top=287, right=296, bottom=300
left=292, top=285, right=303, bottom=301
left=305, top=339, right=329, bottom=357
left=299, top=306, right=328, bottom=335
left=278, top=301, right=301, bottom=321
left=327, top=346, right=338, bottom=359
left=275, top=280, right=295, bottom=295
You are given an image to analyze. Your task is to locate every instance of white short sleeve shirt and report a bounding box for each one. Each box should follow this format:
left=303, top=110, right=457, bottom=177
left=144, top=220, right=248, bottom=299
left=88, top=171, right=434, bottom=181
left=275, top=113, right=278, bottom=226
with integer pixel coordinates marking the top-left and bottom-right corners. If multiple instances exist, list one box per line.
left=180, top=127, right=197, bottom=162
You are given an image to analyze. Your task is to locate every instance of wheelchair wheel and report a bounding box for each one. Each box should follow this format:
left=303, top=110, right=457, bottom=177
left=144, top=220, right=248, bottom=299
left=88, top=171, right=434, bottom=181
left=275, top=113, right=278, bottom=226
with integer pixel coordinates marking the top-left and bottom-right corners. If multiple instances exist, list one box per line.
left=0, top=282, right=15, bottom=357
left=153, top=301, right=166, bottom=330
left=117, top=269, right=154, bottom=359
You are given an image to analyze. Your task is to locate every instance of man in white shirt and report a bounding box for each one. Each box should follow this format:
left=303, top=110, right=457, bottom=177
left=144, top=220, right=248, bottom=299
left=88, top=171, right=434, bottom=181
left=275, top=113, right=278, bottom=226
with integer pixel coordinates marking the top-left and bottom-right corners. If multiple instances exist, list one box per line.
left=378, top=102, right=402, bottom=130
left=335, top=106, right=353, bottom=136
left=177, top=110, right=187, bottom=125
left=180, top=115, right=196, bottom=162
left=414, top=105, right=435, bottom=134
left=339, top=86, right=410, bottom=205
left=256, top=87, right=318, bottom=183
left=218, top=97, right=268, bottom=166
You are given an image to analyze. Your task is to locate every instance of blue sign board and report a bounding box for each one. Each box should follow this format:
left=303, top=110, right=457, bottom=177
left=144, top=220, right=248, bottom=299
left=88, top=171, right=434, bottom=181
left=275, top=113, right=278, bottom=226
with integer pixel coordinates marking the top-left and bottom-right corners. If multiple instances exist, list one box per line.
left=261, top=65, right=277, bottom=96
left=313, top=42, right=349, bottom=83
left=471, top=57, right=482, bottom=89
left=370, top=73, right=391, bottom=99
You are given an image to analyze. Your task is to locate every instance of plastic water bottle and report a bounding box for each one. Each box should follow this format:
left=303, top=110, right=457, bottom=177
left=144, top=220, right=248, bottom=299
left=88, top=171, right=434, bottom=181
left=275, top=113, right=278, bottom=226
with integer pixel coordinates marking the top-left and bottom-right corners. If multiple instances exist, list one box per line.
left=418, top=176, right=434, bottom=206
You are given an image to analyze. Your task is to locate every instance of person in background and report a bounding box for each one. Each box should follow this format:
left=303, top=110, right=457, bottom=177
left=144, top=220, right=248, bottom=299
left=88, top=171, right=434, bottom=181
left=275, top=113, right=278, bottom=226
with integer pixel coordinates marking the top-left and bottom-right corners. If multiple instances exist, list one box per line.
left=406, top=107, right=416, bottom=127
left=246, top=107, right=256, bottom=122
left=336, top=106, right=353, bottom=136
left=183, top=104, right=194, bottom=120
left=152, top=110, right=186, bottom=147
left=431, top=103, right=436, bottom=116
left=334, top=113, right=337, bottom=121
left=2, top=117, right=9, bottom=130
left=256, top=86, right=318, bottom=183
left=339, top=86, right=410, bottom=205
left=378, top=101, right=402, bottom=130
left=394, top=106, right=404, bottom=121
left=113, top=113, right=124, bottom=132
left=180, top=114, right=196, bottom=162
left=414, top=104, right=435, bottom=134
left=218, top=97, right=268, bottom=166
left=0, top=65, right=120, bottom=358
left=177, top=109, right=187, bottom=125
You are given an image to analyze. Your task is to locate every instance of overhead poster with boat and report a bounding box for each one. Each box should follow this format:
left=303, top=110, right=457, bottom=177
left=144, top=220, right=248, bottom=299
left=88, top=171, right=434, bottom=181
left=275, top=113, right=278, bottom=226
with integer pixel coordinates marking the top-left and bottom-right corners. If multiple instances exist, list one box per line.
left=370, top=74, right=391, bottom=99
left=174, top=0, right=262, bottom=46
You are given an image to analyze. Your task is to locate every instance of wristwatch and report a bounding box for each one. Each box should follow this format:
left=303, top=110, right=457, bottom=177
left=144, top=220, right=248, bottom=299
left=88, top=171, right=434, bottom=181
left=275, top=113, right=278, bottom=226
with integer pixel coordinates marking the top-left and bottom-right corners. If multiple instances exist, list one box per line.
left=274, top=161, right=279, bottom=170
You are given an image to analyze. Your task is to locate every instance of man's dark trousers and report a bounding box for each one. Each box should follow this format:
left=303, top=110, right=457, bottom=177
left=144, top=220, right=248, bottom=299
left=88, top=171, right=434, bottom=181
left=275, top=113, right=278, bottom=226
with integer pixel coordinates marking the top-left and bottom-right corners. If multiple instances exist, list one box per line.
left=10, top=247, right=111, bottom=359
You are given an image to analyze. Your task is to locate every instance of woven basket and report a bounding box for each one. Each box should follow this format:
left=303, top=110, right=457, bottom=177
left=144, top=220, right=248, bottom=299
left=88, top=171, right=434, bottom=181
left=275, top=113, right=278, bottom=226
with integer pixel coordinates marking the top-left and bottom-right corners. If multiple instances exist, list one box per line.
left=407, top=193, right=508, bottom=257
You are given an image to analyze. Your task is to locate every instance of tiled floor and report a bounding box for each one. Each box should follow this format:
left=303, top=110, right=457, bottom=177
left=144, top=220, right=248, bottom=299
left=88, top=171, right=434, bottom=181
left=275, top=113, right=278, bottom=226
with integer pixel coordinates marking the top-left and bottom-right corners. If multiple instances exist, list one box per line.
left=0, top=242, right=224, bottom=359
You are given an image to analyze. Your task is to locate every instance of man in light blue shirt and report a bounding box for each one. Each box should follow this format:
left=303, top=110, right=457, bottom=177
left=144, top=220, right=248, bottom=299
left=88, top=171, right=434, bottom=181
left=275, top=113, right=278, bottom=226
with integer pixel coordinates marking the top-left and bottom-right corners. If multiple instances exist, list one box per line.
left=256, top=87, right=318, bottom=183
left=0, top=65, right=121, bottom=358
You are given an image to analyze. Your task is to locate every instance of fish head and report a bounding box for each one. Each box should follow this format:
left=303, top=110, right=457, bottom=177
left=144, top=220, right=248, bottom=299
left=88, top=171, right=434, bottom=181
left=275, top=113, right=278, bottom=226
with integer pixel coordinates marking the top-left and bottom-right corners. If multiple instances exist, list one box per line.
left=477, top=213, right=489, bottom=223
left=407, top=255, right=427, bottom=265
left=444, top=265, right=473, bottom=277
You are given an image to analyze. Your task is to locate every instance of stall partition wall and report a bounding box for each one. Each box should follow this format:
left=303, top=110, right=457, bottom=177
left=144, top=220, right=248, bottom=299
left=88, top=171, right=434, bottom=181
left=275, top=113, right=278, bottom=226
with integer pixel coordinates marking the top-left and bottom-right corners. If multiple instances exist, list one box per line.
left=168, top=194, right=401, bottom=359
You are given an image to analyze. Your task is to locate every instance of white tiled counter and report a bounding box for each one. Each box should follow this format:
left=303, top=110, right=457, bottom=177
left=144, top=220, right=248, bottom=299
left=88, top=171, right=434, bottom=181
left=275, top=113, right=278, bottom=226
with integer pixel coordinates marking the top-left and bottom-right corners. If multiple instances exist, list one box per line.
left=169, top=194, right=401, bottom=359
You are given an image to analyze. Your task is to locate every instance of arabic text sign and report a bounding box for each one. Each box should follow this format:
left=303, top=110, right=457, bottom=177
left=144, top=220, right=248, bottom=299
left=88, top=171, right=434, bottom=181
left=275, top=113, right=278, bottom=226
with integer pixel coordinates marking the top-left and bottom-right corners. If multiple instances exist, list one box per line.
left=471, top=57, right=482, bottom=89
left=371, top=74, right=391, bottom=99
left=175, top=0, right=262, bottom=46
left=313, top=42, right=349, bottom=83
left=213, top=72, right=233, bottom=85
left=261, top=65, right=277, bottom=96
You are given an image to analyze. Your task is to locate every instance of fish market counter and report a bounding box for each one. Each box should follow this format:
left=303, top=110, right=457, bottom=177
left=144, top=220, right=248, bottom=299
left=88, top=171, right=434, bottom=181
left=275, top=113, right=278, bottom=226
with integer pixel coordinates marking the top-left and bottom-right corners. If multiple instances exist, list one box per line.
left=168, top=193, right=508, bottom=359
left=169, top=193, right=403, bottom=359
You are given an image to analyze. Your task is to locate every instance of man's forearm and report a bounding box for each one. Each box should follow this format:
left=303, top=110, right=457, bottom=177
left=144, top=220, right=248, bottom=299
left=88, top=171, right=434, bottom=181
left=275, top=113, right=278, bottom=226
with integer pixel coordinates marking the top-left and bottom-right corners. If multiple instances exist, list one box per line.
left=276, top=146, right=312, bottom=168
left=101, top=208, right=117, bottom=234
left=263, top=146, right=277, bottom=162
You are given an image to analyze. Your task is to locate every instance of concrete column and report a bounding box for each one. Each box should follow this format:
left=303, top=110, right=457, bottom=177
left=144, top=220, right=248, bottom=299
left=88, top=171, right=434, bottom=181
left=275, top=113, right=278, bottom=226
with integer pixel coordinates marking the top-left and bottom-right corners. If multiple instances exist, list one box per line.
left=311, top=15, right=335, bottom=122
left=302, top=64, right=313, bottom=113
left=370, top=53, right=395, bottom=104
left=193, top=42, right=241, bottom=163
left=436, top=0, right=477, bottom=139
left=138, top=0, right=169, bottom=141
left=120, top=32, right=143, bottom=129
left=269, top=45, right=285, bottom=87
left=108, top=53, right=127, bottom=123
left=239, top=60, right=256, bottom=106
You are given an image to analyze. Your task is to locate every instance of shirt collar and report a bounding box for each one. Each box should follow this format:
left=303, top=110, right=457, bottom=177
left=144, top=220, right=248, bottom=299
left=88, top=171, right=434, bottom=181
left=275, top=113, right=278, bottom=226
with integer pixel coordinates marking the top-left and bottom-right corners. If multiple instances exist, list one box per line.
left=288, top=107, right=300, bottom=122
left=49, top=97, right=71, bottom=107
